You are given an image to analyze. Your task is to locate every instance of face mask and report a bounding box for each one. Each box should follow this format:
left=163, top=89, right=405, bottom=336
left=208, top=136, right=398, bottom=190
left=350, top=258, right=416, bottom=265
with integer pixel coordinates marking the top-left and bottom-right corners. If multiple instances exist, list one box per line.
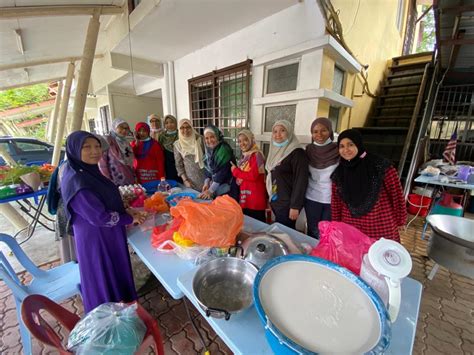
left=313, top=138, right=332, bottom=146
left=166, top=130, right=178, bottom=135
left=140, top=137, right=151, bottom=142
left=272, top=139, right=289, bottom=148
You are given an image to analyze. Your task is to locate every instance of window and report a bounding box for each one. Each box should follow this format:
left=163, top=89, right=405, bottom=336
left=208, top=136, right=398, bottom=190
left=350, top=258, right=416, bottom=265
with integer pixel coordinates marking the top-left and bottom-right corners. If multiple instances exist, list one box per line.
left=328, top=106, right=340, bottom=131
left=333, top=66, right=345, bottom=95
left=88, top=119, right=96, bottom=133
left=261, top=142, right=270, bottom=159
left=396, top=0, right=405, bottom=32
left=15, top=141, right=49, bottom=152
left=189, top=60, right=251, bottom=152
left=264, top=104, right=297, bottom=132
left=99, top=105, right=111, bottom=135
left=266, top=62, right=299, bottom=94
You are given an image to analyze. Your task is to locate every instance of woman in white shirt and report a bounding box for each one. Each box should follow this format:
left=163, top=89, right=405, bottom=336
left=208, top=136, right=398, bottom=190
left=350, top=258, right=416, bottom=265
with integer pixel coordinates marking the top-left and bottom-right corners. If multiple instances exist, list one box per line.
left=305, top=117, right=339, bottom=239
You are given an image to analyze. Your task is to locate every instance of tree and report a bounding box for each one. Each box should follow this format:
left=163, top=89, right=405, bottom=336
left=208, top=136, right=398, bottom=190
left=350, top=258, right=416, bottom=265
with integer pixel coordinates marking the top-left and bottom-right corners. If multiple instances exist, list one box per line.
left=0, top=84, right=50, bottom=111
left=417, top=6, right=436, bottom=53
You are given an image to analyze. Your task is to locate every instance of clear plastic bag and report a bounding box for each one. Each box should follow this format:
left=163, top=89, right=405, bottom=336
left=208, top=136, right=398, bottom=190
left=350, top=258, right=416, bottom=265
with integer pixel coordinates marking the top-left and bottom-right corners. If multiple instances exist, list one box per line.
left=310, top=221, right=375, bottom=275
left=156, top=240, right=210, bottom=262
left=67, top=302, right=146, bottom=355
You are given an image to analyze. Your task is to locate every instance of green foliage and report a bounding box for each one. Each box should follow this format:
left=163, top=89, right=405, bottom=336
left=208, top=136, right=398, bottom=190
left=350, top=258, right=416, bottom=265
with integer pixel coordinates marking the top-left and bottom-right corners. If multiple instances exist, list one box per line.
left=0, top=84, right=50, bottom=111
left=417, top=6, right=436, bottom=53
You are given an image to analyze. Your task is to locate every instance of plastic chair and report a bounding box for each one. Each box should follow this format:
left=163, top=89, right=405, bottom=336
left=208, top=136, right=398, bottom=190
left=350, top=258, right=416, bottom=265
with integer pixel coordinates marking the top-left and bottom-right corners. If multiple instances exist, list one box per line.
left=21, top=294, right=165, bottom=355
left=0, top=233, right=81, bottom=355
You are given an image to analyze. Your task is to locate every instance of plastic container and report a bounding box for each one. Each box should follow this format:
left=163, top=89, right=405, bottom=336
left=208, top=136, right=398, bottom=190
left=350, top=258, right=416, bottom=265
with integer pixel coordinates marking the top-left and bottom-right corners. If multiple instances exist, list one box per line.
left=407, top=194, right=432, bottom=217
left=158, top=177, right=171, bottom=193
left=165, top=192, right=198, bottom=206
left=141, top=179, right=177, bottom=194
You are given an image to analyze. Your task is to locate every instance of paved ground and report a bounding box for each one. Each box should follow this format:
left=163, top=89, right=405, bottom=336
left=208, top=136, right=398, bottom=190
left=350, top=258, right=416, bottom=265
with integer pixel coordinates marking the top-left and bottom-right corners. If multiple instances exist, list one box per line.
left=0, top=209, right=473, bottom=354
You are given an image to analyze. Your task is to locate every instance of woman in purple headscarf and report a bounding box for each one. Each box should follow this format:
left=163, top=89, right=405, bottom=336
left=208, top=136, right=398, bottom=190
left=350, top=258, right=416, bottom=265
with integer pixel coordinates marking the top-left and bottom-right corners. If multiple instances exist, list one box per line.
left=60, top=131, right=145, bottom=312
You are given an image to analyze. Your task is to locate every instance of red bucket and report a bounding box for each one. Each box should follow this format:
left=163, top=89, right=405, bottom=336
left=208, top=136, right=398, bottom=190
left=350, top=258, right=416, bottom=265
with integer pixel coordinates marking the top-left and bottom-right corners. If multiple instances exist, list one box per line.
left=407, top=194, right=432, bottom=217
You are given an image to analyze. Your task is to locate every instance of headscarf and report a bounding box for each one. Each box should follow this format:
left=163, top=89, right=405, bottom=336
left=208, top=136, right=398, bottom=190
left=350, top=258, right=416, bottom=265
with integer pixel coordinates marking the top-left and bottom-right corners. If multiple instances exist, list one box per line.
left=60, top=131, right=125, bottom=221
left=265, top=120, right=301, bottom=196
left=237, top=129, right=265, bottom=174
left=203, top=125, right=234, bottom=175
left=134, top=122, right=153, bottom=159
left=109, top=118, right=133, bottom=166
left=174, top=119, right=205, bottom=169
left=331, top=129, right=392, bottom=217
left=306, top=117, right=339, bottom=169
left=158, top=114, right=179, bottom=152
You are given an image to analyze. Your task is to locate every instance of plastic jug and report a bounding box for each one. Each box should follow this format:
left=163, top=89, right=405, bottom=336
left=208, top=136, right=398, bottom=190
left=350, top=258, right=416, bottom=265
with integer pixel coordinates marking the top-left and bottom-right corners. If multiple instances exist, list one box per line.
left=457, top=165, right=473, bottom=182
left=360, top=238, right=412, bottom=322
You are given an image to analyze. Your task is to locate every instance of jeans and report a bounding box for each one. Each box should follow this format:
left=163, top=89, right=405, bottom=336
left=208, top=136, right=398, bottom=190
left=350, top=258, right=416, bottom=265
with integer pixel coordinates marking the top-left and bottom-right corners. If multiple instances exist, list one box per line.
left=304, top=198, right=331, bottom=239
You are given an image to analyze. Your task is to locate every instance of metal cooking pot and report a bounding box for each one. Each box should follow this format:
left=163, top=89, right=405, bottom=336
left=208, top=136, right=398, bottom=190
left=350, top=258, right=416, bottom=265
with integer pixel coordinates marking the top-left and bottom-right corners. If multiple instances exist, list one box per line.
left=238, top=233, right=289, bottom=269
left=192, top=256, right=258, bottom=320
left=426, top=215, right=474, bottom=278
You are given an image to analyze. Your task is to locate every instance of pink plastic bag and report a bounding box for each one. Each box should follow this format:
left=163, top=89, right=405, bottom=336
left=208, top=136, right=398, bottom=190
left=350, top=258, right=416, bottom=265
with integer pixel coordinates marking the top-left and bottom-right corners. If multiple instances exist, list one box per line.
left=310, top=221, right=375, bottom=275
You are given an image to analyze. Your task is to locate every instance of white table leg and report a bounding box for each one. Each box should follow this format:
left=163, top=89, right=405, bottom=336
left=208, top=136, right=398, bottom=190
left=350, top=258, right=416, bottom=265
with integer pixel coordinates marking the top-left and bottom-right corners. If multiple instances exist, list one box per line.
left=428, top=263, right=439, bottom=280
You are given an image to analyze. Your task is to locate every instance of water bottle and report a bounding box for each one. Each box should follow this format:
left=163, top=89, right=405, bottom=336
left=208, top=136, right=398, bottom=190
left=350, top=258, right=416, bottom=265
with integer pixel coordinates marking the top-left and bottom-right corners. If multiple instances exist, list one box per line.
left=158, top=177, right=171, bottom=193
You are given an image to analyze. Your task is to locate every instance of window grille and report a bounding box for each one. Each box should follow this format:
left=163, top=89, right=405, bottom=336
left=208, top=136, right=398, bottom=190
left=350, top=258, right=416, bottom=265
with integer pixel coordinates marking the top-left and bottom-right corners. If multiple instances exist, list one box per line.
left=333, top=66, right=345, bottom=95
left=189, top=60, right=251, bottom=152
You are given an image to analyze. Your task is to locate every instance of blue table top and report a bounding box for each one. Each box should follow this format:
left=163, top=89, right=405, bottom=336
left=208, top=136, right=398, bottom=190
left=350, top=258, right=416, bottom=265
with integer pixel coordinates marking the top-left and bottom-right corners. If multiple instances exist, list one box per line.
left=178, top=268, right=422, bottom=355
left=0, top=188, right=47, bottom=204
left=415, top=175, right=474, bottom=190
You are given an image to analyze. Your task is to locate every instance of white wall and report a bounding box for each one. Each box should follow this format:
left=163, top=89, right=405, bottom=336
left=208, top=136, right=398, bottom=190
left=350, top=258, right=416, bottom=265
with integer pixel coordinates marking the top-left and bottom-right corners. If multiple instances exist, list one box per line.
left=173, top=1, right=326, bottom=122
left=109, top=92, right=163, bottom=129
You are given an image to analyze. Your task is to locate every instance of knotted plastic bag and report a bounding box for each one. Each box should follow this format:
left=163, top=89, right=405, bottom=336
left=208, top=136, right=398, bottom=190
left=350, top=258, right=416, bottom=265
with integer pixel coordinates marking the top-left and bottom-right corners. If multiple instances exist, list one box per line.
left=310, top=221, right=375, bottom=275
left=170, top=195, right=243, bottom=247
left=67, top=302, right=146, bottom=355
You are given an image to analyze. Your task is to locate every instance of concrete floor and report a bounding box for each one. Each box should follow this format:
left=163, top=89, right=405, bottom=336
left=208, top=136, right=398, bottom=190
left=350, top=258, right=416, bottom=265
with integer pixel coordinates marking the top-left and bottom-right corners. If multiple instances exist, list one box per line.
left=0, top=198, right=473, bottom=354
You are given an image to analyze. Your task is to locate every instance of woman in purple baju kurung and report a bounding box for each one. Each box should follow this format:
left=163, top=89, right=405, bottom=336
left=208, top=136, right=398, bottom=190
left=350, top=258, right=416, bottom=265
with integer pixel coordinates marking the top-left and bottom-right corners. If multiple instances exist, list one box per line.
left=60, top=131, right=144, bottom=312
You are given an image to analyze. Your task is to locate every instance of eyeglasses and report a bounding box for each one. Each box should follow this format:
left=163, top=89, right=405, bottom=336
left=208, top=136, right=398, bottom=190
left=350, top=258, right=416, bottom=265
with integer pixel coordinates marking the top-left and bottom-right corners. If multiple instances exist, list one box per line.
left=180, top=126, right=192, bottom=130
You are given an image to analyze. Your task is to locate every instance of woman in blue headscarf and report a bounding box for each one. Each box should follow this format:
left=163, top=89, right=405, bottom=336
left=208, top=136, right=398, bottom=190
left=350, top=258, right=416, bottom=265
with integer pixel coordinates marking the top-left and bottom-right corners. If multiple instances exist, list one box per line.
left=199, top=125, right=236, bottom=199
left=60, top=131, right=145, bottom=312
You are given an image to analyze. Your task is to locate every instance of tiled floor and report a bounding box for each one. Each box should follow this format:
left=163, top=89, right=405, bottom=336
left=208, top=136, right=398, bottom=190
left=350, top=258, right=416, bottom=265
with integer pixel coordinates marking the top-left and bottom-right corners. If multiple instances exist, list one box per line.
left=1, top=214, right=473, bottom=354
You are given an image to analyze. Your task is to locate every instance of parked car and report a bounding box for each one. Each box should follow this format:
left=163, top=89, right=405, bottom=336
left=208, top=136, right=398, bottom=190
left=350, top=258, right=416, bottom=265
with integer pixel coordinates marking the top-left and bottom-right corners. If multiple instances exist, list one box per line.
left=0, top=137, right=65, bottom=166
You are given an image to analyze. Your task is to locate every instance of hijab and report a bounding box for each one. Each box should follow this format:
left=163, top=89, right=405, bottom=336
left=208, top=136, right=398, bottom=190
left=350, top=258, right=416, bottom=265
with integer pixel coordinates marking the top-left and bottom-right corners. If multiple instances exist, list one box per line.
left=265, top=120, right=301, bottom=195
left=203, top=125, right=234, bottom=174
left=110, top=118, right=133, bottom=166
left=60, top=131, right=125, bottom=221
left=331, top=129, right=392, bottom=217
left=306, top=117, right=339, bottom=169
left=158, top=114, right=179, bottom=152
left=237, top=129, right=265, bottom=174
left=174, top=119, right=205, bottom=169
left=134, top=122, right=153, bottom=159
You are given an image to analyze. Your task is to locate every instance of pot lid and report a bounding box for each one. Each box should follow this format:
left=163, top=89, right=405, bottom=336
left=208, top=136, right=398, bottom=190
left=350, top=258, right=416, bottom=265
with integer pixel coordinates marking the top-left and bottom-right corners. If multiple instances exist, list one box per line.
left=254, top=255, right=390, bottom=353
left=368, top=238, right=412, bottom=280
left=245, top=235, right=288, bottom=268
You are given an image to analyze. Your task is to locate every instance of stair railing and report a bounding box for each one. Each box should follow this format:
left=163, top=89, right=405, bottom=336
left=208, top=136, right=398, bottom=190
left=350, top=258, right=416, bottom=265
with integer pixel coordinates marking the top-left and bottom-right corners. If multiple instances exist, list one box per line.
left=397, top=63, right=431, bottom=177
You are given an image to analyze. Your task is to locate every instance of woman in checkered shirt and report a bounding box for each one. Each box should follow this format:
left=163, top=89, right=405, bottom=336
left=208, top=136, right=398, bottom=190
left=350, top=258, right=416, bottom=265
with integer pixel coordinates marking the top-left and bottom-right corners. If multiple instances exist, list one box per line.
left=330, top=129, right=406, bottom=241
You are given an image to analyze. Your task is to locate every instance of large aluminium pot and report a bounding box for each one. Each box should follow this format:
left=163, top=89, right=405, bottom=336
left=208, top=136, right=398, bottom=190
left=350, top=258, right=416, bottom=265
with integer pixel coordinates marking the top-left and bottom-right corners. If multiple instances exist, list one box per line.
left=240, top=233, right=289, bottom=269
left=426, top=215, right=474, bottom=278
left=192, top=256, right=258, bottom=320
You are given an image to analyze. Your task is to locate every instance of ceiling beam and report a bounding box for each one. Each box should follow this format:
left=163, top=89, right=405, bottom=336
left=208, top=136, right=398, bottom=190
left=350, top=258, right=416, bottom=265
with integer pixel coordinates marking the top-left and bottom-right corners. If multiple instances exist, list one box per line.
left=439, top=37, right=474, bottom=45
left=0, top=5, right=123, bottom=19
left=0, top=54, right=104, bottom=72
left=0, top=77, right=65, bottom=91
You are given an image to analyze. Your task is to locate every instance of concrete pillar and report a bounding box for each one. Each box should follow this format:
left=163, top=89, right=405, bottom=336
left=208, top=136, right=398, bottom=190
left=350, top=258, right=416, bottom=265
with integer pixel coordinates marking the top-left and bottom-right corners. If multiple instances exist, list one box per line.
left=71, top=9, right=100, bottom=132
left=48, top=80, right=64, bottom=143
left=0, top=204, right=29, bottom=230
left=52, top=62, right=75, bottom=166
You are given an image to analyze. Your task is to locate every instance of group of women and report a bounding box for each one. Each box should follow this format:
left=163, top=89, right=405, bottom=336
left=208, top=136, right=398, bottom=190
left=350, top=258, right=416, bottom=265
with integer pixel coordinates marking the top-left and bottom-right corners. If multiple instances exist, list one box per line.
left=59, top=114, right=406, bottom=313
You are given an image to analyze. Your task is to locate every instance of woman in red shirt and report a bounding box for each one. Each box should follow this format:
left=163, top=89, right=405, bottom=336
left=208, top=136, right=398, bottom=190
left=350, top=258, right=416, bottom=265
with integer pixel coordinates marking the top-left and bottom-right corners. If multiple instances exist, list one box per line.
left=330, top=129, right=406, bottom=241
left=131, top=122, right=165, bottom=183
left=231, top=129, right=268, bottom=222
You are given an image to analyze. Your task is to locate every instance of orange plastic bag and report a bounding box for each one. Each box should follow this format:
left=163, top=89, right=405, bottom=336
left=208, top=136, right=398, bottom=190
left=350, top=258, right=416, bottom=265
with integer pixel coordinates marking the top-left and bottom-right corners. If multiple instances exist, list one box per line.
left=144, top=192, right=169, bottom=213
left=170, top=195, right=243, bottom=247
left=150, top=217, right=182, bottom=249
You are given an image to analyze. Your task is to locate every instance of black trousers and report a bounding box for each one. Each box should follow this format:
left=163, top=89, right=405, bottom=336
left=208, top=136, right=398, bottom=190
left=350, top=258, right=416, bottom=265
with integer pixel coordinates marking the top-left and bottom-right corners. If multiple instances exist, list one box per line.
left=271, top=204, right=296, bottom=229
left=243, top=208, right=266, bottom=223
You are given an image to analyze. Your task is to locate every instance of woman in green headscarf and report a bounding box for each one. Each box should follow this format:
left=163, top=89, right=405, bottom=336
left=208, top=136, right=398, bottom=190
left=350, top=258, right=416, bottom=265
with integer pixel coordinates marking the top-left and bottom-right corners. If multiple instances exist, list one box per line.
left=158, top=114, right=181, bottom=182
left=199, top=125, right=236, bottom=199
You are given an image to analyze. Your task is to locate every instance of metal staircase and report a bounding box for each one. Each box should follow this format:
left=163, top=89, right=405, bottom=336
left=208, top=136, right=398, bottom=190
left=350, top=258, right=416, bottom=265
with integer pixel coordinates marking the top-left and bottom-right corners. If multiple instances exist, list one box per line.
left=354, top=52, right=433, bottom=185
